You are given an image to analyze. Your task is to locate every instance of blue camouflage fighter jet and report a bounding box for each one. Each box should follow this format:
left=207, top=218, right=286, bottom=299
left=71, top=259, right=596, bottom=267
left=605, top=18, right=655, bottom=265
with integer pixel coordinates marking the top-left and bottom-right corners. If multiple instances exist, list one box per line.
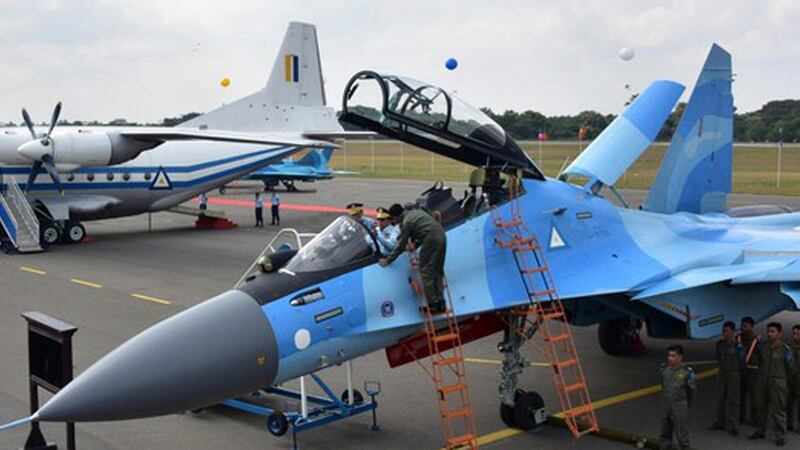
left=242, top=147, right=356, bottom=191
left=4, top=44, right=796, bottom=443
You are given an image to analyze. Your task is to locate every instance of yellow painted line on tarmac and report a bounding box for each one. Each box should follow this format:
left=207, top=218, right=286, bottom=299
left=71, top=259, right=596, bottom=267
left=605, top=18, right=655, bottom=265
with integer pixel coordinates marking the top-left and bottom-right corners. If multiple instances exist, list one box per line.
left=469, top=367, right=720, bottom=448
left=465, top=357, right=549, bottom=368
left=19, top=266, right=46, bottom=275
left=131, top=293, right=171, bottom=305
left=70, top=278, right=103, bottom=289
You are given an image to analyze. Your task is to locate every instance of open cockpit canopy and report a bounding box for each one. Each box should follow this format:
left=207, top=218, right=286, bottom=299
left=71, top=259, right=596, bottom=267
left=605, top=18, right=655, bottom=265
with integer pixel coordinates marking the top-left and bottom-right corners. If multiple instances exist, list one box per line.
left=340, top=71, right=543, bottom=179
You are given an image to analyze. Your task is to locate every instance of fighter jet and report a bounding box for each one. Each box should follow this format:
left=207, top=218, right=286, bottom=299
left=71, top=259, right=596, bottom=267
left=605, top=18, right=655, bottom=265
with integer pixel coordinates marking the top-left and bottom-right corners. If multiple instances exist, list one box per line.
left=236, top=147, right=357, bottom=192
left=0, top=22, right=351, bottom=248
left=5, top=44, right=794, bottom=444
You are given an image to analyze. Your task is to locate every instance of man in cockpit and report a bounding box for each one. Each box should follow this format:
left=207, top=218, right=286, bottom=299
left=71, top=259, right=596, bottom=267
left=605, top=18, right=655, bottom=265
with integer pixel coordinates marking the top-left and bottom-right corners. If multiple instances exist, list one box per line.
left=373, top=207, right=400, bottom=256
left=347, top=202, right=376, bottom=230
left=379, top=203, right=447, bottom=314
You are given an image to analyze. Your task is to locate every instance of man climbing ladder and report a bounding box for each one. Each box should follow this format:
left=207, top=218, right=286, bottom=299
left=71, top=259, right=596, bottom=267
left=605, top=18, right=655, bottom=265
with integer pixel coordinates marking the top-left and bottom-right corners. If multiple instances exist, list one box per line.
left=379, top=204, right=447, bottom=313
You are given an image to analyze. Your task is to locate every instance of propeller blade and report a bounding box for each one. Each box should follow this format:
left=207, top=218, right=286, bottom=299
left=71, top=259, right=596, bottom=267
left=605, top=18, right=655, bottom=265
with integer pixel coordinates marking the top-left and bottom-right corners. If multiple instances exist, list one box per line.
left=41, top=154, right=63, bottom=195
left=21, top=108, right=36, bottom=140
left=46, top=101, right=62, bottom=138
left=25, top=160, right=43, bottom=192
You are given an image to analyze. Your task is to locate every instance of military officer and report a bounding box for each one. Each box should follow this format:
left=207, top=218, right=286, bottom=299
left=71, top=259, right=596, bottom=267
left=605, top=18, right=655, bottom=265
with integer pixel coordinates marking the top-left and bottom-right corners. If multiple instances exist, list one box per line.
left=711, top=321, right=743, bottom=436
left=739, top=316, right=761, bottom=425
left=749, top=322, right=793, bottom=446
left=659, top=345, right=697, bottom=450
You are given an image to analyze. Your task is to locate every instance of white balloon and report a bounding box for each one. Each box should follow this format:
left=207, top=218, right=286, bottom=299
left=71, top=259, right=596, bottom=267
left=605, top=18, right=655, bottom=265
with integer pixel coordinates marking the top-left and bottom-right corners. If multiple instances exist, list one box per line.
left=619, top=47, right=635, bottom=61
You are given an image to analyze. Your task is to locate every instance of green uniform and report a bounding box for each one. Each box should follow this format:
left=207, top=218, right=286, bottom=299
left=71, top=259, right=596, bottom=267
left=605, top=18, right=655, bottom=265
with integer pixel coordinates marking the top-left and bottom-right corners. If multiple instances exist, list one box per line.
left=659, top=363, right=697, bottom=450
left=739, top=330, right=761, bottom=424
left=386, top=209, right=447, bottom=306
left=715, top=338, right=743, bottom=431
left=787, top=343, right=800, bottom=430
left=754, top=340, right=794, bottom=440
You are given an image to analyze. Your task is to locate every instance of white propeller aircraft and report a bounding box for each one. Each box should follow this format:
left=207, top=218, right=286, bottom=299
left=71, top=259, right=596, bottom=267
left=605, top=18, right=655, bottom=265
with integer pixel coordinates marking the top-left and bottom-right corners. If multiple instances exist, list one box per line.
left=0, top=22, right=348, bottom=248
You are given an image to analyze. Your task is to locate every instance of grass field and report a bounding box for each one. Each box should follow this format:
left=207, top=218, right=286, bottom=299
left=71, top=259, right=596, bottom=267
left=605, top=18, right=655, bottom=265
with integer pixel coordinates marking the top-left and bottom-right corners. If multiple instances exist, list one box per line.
left=329, top=141, right=800, bottom=196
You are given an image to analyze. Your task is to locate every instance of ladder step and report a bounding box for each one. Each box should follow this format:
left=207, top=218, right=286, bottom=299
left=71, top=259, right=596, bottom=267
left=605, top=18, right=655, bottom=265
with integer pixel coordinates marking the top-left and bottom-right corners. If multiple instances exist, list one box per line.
left=433, top=355, right=464, bottom=366
left=560, top=382, right=586, bottom=393
left=521, top=266, right=547, bottom=274
left=513, top=245, right=539, bottom=252
left=442, top=407, right=472, bottom=419
left=564, top=404, right=595, bottom=418
left=432, top=333, right=459, bottom=344
left=546, top=334, right=571, bottom=343
left=446, top=433, right=477, bottom=447
left=438, top=382, right=468, bottom=395
left=539, top=311, right=564, bottom=321
left=493, top=218, right=522, bottom=228
left=529, top=288, right=557, bottom=298
left=555, top=358, right=578, bottom=369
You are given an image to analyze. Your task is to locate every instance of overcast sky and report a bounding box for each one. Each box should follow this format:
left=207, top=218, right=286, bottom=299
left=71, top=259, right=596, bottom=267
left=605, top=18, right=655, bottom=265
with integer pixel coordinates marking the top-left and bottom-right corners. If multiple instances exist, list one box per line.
left=0, top=0, right=797, bottom=123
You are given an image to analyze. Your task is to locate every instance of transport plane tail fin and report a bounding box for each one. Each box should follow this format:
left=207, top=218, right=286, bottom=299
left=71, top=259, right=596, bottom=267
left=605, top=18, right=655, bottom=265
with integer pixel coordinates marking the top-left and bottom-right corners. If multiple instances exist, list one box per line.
left=181, top=22, right=340, bottom=133
left=644, top=44, right=733, bottom=214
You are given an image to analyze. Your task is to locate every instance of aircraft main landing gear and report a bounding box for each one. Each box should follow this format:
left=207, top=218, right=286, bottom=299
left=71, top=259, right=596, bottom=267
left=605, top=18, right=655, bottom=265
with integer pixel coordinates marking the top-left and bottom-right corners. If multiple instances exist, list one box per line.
left=64, top=221, right=86, bottom=244
left=497, top=313, right=547, bottom=430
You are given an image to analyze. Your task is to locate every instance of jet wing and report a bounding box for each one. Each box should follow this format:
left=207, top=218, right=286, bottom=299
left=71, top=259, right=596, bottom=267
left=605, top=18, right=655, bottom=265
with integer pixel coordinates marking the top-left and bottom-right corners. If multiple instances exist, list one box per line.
left=120, top=128, right=339, bottom=148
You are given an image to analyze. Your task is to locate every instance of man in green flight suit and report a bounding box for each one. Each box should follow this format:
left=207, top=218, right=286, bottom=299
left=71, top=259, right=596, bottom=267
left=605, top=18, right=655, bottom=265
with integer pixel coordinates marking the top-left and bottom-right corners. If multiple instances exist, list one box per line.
left=379, top=204, right=447, bottom=314
left=710, top=321, right=743, bottom=436
left=659, top=344, right=697, bottom=450
left=789, top=324, right=800, bottom=432
left=739, top=316, right=761, bottom=425
left=749, top=322, right=794, bottom=446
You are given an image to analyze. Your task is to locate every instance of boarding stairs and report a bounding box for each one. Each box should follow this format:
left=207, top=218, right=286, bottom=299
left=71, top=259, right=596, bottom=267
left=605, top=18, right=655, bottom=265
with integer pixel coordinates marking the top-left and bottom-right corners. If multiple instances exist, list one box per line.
left=0, top=175, right=42, bottom=253
left=405, top=251, right=478, bottom=450
left=490, top=176, right=598, bottom=438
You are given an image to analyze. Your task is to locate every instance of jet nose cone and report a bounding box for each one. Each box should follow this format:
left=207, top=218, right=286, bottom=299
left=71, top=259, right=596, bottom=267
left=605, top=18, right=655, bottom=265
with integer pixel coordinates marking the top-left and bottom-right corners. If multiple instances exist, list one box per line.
left=36, top=290, right=277, bottom=422
left=18, top=139, right=50, bottom=161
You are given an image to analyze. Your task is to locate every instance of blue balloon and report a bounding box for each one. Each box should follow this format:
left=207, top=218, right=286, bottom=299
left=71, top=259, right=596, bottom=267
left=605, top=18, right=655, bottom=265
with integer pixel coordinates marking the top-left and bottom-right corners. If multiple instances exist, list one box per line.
left=445, top=58, right=458, bottom=70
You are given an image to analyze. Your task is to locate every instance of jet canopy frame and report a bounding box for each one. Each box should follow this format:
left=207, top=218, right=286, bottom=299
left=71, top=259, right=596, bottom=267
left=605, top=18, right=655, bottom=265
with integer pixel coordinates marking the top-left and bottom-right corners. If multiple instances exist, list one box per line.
left=340, top=71, right=544, bottom=179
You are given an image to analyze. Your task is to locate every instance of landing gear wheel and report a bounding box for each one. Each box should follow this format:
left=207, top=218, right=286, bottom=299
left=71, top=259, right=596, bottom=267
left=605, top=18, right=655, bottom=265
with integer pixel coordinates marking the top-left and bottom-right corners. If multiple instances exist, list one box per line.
left=267, top=411, right=289, bottom=436
left=341, top=389, right=364, bottom=405
left=40, top=223, right=60, bottom=246
left=513, top=390, right=546, bottom=430
left=64, top=222, right=86, bottom=244
left=598, top=317, right=642, bottom=356
left=500, top=403, right=516, bottom=427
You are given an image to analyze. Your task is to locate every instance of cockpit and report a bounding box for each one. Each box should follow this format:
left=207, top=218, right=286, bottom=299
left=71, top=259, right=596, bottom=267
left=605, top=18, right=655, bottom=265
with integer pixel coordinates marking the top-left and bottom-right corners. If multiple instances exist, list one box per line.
left=283, top=216, right=377, bottom=273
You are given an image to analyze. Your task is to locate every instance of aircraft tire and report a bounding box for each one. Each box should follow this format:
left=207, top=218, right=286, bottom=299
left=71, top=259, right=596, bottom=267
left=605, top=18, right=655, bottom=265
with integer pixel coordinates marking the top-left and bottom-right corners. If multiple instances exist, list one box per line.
left=598, top=317, right=639, bottom=356
left=340, top=388, right=364, bottom=405
left=500, top=403, right=516, bottom=427
left=40, top=223, right=60, bottom=247
left=64, top=222, right=86, bottom=244
left=513, top=389, right=546, bottom=430
left=267, top=411, right=289, bottom=436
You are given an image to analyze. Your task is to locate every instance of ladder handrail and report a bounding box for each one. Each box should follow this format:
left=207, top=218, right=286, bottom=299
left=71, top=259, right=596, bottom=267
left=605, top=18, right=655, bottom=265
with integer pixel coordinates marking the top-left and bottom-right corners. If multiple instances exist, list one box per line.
left=0, top=193, right=19, bottom=247
left=5, top=177, right=39, bottom=238
left=234, top=228, right=316, bottom=288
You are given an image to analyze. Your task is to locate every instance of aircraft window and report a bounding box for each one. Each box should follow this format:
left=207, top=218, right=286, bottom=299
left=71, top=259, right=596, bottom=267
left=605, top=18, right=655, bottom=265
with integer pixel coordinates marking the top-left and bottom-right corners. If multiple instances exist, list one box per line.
left=67, top=174, right=75, bottom=182
left=122, top=173, right=131, bottom=181
left=106, top=173, right=114, bottom=181
left=448, top=95, right=506, bottom=147
left=86, top=173, right=95, bottom=181
left=284, top=216, right=376, bottom=273
left=144, top=172, right=152, bottom=180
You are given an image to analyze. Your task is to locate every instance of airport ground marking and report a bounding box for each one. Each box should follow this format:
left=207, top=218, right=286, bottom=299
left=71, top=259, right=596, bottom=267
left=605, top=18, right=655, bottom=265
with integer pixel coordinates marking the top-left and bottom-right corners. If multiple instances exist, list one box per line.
left=70, top=278, right=103, bottom=289
left=469, top=367, right=720, bottom=448
left=19, top=266, right=46, bottom=276
left=131, top=293, right=172, bottom=305
left=465, top=357, right=549, bottom=368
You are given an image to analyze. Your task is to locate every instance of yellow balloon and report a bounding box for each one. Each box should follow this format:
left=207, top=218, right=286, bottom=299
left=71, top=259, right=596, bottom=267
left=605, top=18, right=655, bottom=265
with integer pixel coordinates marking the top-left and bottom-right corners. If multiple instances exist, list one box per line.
left=220, top=77, right=230, bottom=87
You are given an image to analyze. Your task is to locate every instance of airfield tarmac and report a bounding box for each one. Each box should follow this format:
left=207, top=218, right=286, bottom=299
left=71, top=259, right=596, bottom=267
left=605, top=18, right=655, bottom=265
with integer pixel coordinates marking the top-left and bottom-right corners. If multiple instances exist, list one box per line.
left=2, top=177, right=800, bottom=450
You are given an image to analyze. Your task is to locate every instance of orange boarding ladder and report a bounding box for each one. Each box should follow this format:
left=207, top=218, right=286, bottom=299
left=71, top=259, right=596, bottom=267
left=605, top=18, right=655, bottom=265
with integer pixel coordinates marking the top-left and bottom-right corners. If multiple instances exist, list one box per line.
left=490, top=176, right=599, bottom=438
left=405, top=250, right=479, bottom=450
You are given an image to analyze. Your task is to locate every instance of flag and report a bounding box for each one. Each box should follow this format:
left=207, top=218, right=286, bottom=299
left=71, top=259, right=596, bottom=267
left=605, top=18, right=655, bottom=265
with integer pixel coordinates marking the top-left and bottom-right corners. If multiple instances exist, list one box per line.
left=538, top=131, right=549, bottom=141
left=578, top=127, right=587, bottom=141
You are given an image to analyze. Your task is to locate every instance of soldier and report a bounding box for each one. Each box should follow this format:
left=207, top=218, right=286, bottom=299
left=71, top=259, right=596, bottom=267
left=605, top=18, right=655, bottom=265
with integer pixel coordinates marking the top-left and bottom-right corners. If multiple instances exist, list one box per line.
left=254, top=192, right=264, bottom=227
left=373, top=207, right=400, bottom=256
left=749, top=322, right=793, bottom=446
left=346, top=202, right=376, bottom=230
left=710, top=321, right=743, bottom=436
left=659, top=344, right=697, bottom=450
left=379, top=203, right=447, bottom=314
left=739, top=316, right=761, bottom=425
left=787, top=324, right=800, bottom=432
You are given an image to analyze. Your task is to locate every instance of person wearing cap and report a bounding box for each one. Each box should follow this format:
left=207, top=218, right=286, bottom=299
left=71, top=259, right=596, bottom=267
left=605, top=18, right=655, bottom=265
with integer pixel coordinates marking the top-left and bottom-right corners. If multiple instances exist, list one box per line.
left=374, top=207, right=400, bottom=256
left=347, top=202, right=376, bottom=229
left=379, top=203, right=447, bottom=313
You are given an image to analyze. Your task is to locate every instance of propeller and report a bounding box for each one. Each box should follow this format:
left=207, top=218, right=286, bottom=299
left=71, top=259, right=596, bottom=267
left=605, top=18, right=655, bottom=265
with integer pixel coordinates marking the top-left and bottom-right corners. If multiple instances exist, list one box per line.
left=19, top=102, right=64, bottom=194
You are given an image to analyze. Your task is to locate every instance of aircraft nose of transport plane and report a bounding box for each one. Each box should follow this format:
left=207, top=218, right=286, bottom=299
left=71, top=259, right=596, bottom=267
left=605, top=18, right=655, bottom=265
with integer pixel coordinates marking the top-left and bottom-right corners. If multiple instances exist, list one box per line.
left=34, top=290, right=278, bottom=422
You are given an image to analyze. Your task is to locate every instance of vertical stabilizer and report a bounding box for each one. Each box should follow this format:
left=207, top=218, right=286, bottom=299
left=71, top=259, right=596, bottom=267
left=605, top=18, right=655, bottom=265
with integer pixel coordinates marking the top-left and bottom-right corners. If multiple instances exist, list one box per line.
left=644, top=44, right=733, bottom=214
left=181, top=22, right=340, bottom=133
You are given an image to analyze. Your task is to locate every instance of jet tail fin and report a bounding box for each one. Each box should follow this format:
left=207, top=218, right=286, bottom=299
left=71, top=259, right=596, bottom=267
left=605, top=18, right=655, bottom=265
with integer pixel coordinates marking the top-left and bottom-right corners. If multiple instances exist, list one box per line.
left=644, top=44, right=733, bottom=214
left=296, top=147, right=333, bottom=168
left=180, top=22, right=340, bottom=133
